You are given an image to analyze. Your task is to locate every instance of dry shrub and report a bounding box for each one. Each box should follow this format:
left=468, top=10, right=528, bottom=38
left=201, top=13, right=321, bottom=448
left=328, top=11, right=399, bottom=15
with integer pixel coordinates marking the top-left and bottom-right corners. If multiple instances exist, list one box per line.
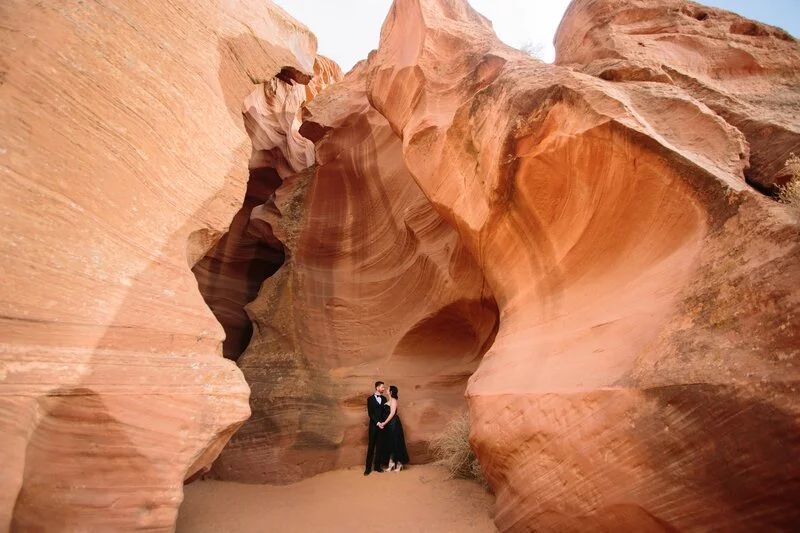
left=778, top=153, right=800, bottom=209
left=429, top=411, right=488, bottom=488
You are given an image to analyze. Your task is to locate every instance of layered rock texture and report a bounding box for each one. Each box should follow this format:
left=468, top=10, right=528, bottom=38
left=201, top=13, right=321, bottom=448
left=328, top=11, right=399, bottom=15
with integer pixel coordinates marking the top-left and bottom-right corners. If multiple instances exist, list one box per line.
left=344, top=0, right=797, bottom=531
left=556, top=0, right=800, bottom=193
left=212, top=62, right=499, bottom=483
left=3, top=0, right=800, bottom=531
left=0, top=0, right=324, bottom=530
left=202, top=0, right=799, bottom=527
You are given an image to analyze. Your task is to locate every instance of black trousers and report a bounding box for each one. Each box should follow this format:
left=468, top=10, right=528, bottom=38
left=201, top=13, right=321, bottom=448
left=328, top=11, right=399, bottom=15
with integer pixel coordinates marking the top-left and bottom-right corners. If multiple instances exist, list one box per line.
left=365, top=423, right=381, bottom=471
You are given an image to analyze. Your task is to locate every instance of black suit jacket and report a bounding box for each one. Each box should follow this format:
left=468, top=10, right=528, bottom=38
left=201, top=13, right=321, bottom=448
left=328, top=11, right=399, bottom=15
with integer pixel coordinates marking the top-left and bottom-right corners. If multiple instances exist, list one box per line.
left=367, top=395, right=386, bottom=425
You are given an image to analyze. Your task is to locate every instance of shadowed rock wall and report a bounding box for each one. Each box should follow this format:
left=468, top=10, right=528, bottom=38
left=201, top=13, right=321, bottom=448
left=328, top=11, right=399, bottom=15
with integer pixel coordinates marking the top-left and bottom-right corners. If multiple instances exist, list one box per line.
left=0, top=0, right=321, bottom=529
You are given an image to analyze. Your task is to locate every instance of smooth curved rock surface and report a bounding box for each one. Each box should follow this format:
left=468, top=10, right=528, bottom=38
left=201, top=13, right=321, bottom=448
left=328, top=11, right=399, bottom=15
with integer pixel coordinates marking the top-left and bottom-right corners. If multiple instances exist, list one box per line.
left=555, top=0, right=800, bottom=191
left=355, top=0, right=800, bottom=531
left=212, top=62, right=499, bottom=484
left=193, top=55, right=342, bottom=360
left=4, top=0, right=799, bottom=530
left=243, top=55, right=342, bottom=180
left=0, top=0, right=319, bottom=530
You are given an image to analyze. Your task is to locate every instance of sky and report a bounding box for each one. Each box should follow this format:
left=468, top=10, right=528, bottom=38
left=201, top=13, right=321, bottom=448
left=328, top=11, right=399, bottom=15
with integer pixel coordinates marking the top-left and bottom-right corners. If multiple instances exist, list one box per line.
left=272, top=0, right=800, bottom=72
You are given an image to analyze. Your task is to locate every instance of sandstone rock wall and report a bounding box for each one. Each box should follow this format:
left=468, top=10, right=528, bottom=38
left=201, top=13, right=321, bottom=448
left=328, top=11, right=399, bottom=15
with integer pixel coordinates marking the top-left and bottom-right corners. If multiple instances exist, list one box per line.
left=347, top=0, right=798, bottom=531
left=555, top=0, right=800, bottom=192
left=0, top=0, right=320, bottom=530
left=213, top=62, right=499, bottom=483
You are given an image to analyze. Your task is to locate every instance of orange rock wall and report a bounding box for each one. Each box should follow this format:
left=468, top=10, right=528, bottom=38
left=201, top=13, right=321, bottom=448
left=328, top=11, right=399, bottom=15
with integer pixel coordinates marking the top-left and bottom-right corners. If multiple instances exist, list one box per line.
left=555, top=0, right=800, bottom=191
left=213, top=63, right=499, bottom=483
left=0, top=0, right=320, bottom=530
left=351, top=0, right=799, bottom=531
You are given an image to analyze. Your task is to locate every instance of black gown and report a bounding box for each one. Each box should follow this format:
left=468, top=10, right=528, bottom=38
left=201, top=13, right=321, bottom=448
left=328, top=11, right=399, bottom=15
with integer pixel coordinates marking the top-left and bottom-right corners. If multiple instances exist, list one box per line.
left=377, top=401, right=409, bottom=466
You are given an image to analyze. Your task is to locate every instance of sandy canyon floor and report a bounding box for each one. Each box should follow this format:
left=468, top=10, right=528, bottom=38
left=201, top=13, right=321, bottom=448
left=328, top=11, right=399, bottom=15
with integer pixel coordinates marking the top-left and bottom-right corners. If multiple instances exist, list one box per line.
left=177, top=465, right=497, bottom=533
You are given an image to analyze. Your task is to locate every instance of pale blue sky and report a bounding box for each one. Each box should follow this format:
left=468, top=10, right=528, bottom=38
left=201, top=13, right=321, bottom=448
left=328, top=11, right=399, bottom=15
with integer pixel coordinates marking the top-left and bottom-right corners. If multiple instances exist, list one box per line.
left=273, top=0, right=800, bottom=72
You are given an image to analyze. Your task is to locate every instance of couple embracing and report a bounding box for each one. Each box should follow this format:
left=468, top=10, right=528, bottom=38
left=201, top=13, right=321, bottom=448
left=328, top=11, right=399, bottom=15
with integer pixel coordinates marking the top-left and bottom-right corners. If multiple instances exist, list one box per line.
left=364, top=381, right=410, bottom=475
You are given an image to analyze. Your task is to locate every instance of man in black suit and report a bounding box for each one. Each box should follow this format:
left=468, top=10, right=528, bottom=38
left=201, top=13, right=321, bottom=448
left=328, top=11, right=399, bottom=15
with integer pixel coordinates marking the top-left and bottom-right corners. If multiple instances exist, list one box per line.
left=364, top=381, right=387, bottom=475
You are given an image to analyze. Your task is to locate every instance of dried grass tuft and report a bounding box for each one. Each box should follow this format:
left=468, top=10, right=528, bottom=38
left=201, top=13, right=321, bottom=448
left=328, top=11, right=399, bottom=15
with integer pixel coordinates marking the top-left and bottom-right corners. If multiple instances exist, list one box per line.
left=428, top=411, right=488, bottom=488
left=777, top=153, right=800, bottom=210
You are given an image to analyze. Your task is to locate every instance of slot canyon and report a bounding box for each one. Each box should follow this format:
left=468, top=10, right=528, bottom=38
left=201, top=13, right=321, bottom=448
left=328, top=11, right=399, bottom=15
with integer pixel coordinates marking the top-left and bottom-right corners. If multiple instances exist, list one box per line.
left=1, top=0, right=798, bottom=531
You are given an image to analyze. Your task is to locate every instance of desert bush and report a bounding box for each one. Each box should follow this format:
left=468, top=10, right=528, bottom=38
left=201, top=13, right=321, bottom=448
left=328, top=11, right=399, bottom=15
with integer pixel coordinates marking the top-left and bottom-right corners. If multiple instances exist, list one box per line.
left=429, top=411, right=488, bottom=488
left=778, top=153, right=800, bottom=210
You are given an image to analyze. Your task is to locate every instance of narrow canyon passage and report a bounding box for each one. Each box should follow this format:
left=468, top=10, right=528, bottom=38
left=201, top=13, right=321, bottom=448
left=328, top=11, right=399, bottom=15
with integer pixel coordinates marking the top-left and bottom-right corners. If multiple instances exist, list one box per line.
left=192, top=48, right=500, bottom=485
left=193, top=167, right=286, bottom=360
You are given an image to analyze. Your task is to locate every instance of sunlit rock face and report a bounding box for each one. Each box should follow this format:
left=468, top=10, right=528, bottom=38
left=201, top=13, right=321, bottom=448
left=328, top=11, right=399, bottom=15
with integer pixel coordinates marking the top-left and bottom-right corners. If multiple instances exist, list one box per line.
left=0, top=0, right=320, bottom=529
left=555, top=0, right=800, bottom=193
left=320, top=0, right=797, bottom=531
left=212, top=61, right=499, bottom=484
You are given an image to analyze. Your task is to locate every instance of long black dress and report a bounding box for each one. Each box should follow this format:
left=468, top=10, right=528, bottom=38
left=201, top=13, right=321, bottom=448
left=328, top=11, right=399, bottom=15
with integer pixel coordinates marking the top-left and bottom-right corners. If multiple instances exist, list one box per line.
left=378, top=401, right=409, bottom=467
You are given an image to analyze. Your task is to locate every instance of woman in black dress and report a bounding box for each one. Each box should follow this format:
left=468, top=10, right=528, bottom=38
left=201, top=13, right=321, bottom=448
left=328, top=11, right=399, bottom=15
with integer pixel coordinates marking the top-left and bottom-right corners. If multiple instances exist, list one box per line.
left=377, top=385, right=409, bottom=472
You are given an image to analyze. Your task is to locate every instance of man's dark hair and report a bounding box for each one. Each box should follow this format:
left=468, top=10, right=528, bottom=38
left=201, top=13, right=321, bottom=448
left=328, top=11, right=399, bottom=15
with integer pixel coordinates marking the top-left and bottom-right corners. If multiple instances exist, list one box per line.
left=374, top=381, right=384, bottom=389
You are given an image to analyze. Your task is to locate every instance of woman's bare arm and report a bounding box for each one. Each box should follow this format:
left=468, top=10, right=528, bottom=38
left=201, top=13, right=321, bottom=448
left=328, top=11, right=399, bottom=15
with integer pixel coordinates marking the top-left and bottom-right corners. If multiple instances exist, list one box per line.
left=379, top=399, right=398, bottom=428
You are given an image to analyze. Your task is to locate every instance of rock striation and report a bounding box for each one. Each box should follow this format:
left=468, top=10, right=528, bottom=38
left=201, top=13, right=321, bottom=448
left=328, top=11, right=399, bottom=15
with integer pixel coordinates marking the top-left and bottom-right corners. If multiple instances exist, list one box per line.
left=192, top=54, right=343, bottom=360
left=0, top=0, right=323, bottom=530
left=305, top=0, right=797, bottom=531
left=555, top=0, right=800, bottom=192
left=2, top=0, right=799, bottom=531
left=207, top=4, right=799, bottom=530
left=212, top=61, right=499, bottom=483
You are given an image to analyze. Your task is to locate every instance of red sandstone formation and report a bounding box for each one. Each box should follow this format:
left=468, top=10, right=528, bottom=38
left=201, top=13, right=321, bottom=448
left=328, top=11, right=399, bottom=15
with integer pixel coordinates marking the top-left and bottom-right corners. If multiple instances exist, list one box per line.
left=352, top=0, right=799, bottom=531
left=306, top=56, right=345, bottom=101
left=192, top=55, right=342, bottom=360
left=3, top=0, right=800, bottom=530
left=213, top=62, right=499, bottom=483
left=203, top=1, right=799, bottom=528
left=0, top=0, right=322, bottom=530
left=555, top=0, right=800, bottom=192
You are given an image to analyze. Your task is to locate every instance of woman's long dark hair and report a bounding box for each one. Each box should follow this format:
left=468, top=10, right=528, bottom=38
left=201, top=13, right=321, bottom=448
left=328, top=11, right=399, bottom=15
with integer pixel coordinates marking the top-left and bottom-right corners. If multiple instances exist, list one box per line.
left=389, top=385, right=399, bottom=399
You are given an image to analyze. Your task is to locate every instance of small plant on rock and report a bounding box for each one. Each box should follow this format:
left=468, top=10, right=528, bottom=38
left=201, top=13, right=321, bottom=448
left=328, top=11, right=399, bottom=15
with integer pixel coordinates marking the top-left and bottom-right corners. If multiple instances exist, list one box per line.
left=777, top=153, right=800, bottom=210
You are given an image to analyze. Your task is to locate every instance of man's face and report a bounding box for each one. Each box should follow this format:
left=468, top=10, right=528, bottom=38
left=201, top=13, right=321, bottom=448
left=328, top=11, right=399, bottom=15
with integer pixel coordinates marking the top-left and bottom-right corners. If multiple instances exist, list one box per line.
left=376, top=384, right=386, bottom=395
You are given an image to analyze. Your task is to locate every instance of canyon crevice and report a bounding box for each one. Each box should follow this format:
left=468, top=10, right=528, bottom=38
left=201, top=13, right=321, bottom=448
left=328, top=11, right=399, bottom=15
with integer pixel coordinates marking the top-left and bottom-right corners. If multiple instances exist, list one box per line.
left=212, top=59, right=499, bottom=483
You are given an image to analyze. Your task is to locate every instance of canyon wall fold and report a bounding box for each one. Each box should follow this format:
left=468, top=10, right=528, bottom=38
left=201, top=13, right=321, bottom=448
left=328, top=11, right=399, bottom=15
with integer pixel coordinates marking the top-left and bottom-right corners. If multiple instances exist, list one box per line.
left=343, top=0, right=798, bottom=531
left=0, top=0, right=320, bottom=530
left=213, top=61, right=499, bottom=483
left=193, top=55, right=343, bottom=361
